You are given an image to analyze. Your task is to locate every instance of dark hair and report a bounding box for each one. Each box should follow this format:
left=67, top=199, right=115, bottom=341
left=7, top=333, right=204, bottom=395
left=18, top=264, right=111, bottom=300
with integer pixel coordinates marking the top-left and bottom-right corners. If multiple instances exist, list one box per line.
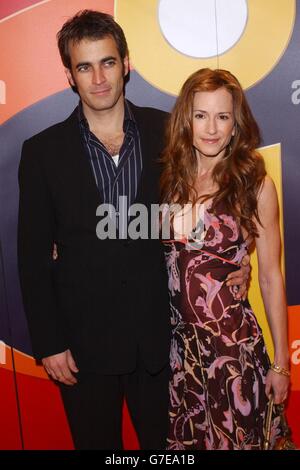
left=57, top=10, right=129, bottom=69
left=160, top=68, right=266, bottom=238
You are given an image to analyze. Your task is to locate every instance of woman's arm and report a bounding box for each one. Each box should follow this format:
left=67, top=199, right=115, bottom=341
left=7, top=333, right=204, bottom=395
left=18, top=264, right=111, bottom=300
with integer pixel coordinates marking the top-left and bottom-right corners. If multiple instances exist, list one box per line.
left=255, top=175, right=289, bottom=403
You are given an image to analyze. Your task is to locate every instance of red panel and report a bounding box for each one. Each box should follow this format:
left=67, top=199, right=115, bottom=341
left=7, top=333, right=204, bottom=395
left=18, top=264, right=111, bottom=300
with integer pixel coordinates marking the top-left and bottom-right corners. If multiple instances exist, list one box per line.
left=0, top=0, right=114, bottom=124
left=10, top=367, right=138, bottom=449
left=17, top=373, right=140, bottom=449
left=288, top=305, right=300, bottom=391
left=0, top=369, right=22, bottom=449
left=0, top=0, right=43, bottom=20
left=17, top=372, right=74, bottom=449
left=286, top=390, right=300, bottom=448
left=122, top=401, right=140, bottom=450
left=3, top=347, right=139, bottom=449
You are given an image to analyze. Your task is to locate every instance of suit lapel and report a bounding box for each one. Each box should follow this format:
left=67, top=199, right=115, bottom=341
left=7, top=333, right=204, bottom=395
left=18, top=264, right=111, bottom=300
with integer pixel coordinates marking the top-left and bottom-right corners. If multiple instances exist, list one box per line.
left=61, top=109, right=102, bottom=206
left=129, top=103, right=160, bottom=206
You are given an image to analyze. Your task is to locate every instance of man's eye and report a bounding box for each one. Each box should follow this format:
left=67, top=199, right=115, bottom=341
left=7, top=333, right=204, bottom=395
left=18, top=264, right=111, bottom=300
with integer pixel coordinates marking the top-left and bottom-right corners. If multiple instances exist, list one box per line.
left=78, top=65, right=89, bottom=72
left=104, top=60, right=115, bottom=67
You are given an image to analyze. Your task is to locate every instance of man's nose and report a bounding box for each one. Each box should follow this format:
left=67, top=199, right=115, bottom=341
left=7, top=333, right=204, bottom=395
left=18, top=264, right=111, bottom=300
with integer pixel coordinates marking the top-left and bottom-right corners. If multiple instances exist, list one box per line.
left=92, top=66, right=105, bottom=84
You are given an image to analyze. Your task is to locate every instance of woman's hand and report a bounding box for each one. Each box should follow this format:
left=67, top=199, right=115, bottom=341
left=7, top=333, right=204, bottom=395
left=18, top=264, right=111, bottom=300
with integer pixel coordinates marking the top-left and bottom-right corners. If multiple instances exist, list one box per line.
left=265, top=369, right=290, bottom=404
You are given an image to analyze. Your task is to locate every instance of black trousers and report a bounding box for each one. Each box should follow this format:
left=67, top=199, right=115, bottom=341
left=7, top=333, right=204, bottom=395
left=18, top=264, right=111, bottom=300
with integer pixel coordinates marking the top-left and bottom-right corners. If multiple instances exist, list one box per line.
left=59, top=363, right=170, bottom=450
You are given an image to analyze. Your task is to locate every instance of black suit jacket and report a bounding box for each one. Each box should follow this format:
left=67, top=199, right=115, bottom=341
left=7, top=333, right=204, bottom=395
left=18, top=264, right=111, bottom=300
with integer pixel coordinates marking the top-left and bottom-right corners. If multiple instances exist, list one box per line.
left=18, top=101, right=171, bottom=374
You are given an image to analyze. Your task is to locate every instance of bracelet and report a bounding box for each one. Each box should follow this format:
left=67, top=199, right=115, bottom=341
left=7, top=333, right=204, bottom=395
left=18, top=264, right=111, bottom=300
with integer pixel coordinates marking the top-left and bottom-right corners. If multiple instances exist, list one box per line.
left=270, top=363, right=290, bottom=377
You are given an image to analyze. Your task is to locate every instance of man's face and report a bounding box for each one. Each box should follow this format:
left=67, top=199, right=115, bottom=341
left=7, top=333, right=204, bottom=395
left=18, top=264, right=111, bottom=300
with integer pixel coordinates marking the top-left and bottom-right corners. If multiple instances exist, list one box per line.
left=65, top=36, right=129, bottom=114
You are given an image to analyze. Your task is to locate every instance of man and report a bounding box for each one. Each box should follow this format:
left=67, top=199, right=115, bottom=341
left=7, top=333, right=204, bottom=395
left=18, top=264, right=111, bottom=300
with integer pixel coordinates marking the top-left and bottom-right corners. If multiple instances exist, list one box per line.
left=18, top=10, right=248, bottom=449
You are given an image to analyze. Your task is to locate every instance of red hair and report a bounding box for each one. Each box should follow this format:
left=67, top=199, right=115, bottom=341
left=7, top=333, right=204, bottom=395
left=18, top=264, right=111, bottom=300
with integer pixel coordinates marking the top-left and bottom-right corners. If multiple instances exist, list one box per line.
left=160, top=68, right=266, bottom=237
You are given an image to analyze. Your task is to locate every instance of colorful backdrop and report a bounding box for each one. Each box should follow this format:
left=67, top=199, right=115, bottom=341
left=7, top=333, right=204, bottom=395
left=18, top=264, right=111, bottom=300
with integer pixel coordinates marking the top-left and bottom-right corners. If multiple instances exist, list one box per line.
left=0, top=0, right=299, bottom=449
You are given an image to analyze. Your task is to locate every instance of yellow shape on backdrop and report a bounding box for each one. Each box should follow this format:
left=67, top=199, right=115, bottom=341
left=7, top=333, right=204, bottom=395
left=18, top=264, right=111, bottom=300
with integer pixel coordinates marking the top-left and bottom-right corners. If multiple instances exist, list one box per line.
left=115, top=0, right=295, bottom=94
left=249, top=144, right=285, bottom=360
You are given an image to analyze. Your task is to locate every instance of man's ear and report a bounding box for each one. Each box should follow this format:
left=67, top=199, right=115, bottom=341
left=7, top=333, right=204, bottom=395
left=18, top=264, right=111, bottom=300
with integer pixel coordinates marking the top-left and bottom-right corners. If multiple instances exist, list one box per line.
left=65, top=68, right=75, bottom=87
left=123, top=56, right=129, bottom=78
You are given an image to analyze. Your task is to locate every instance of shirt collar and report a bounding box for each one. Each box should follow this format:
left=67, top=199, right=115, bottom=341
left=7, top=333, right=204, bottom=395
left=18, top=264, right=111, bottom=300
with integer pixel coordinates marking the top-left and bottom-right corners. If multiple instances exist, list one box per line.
left=124, top=99, right=136, bottom=124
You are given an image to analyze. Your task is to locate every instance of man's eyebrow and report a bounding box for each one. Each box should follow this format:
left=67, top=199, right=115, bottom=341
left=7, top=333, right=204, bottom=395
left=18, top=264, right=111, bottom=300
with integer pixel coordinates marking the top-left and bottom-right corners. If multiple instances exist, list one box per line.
left=100, top=55, right=117, bottom=63
left=75, top=61, right=91, bottom=69
left=75, top=56, right=117, bottom=69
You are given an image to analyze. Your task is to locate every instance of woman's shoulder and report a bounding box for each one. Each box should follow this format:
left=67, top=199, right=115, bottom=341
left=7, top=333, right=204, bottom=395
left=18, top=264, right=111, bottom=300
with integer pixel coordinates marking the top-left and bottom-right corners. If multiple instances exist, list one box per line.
left=258, top=175, right=277, bottom=202
left=257, top=175, right=279, bottom=222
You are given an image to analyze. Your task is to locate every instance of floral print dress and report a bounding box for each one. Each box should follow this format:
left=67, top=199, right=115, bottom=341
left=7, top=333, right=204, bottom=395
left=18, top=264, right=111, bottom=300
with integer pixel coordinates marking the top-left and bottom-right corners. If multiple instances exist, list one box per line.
left=163, top=201, right=281, bottom=450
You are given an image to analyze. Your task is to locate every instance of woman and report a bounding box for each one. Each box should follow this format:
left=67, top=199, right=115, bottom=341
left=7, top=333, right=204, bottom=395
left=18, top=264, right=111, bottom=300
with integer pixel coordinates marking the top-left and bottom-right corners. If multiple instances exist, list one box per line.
left=160, top=68, right=290, bottom=450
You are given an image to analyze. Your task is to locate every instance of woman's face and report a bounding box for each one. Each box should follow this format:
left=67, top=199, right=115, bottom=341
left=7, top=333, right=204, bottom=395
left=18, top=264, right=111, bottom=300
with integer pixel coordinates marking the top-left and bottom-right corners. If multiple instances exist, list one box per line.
left=192, top=87, right=235, bottom=161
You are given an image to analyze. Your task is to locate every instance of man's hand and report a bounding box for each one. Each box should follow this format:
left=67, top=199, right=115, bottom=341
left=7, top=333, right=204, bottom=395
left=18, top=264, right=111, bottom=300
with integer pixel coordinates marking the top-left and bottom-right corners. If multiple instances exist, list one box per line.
left=226, top=254, right=250, bottom=301
left=42, top=349, right=79, bottom=385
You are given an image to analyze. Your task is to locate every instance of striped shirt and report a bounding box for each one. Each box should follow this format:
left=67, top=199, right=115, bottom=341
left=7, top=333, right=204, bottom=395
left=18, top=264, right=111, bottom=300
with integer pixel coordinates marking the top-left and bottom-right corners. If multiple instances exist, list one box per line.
left=78, top=100, right=143, bottom=223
